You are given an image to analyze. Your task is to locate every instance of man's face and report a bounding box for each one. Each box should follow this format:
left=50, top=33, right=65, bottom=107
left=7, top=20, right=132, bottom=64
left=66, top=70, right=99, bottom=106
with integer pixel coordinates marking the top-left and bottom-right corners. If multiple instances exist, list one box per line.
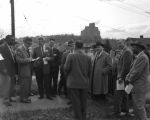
left=49, top=41, right=54, bottom=47
left=39, top=39, right=44, bottom=46
left=118, top=42, right=124, bottom=50
left=95, top=46, right=103, bottom=52
left=25, top=43, right=32, bottom=49
left=6, top=36, right=15, bottom=46
left=132, top=46, right=139, bottom=55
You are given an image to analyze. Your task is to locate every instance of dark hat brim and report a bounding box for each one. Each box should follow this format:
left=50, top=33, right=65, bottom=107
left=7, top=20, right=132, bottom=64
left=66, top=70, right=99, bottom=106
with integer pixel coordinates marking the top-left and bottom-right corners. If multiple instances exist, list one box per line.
left=94, top=42, right=105, bottom=48
left=23, top=37, right=32, bottom=45
left=131, top=43, right=146, bottom=50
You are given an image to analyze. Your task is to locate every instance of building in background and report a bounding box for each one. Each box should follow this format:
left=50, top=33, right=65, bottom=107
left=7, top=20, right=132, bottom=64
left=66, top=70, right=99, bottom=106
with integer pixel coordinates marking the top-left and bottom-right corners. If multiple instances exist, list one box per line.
left=81, top=23, right=101, bottom=43
left=126, top=35, right=150, bottom=49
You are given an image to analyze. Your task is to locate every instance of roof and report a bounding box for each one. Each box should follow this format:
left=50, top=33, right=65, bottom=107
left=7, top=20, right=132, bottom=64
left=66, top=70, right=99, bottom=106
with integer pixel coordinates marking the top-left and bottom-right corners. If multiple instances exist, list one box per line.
left=127, top=37, right=150, bottom=45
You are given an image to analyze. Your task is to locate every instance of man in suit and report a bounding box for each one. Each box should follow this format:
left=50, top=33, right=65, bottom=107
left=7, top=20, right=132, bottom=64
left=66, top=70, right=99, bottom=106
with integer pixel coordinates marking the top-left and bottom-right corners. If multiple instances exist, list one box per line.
left=32, top=38, right=53, bottom=100
left=113, top=41, right=133, bottom=117
left=0, top=35, right=17, bottom=106
left=125, top=43, right=149, bottom=120
left=90, top=42, right=112, bottom=100
left=16, top=37, right=33, bottom=103
left=58, top=40, right=74, bottom=96
left=64, top=41, right=91, bottom=120
left=48, top=39, right=61, bottom=96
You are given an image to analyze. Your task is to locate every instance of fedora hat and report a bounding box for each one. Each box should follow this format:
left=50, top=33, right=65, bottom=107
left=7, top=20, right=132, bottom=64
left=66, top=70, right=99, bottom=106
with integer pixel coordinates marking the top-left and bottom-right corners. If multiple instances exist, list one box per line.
left=131, top=42, right=146, bottom=50
left=94, top=41, right=105, bottom=48
left=23, top=37, right=32, bottom=45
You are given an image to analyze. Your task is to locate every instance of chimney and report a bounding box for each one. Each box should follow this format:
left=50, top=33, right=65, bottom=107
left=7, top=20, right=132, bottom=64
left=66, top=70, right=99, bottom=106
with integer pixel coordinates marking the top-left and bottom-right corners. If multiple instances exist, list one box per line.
left=140, top=35, right=143, bottom=39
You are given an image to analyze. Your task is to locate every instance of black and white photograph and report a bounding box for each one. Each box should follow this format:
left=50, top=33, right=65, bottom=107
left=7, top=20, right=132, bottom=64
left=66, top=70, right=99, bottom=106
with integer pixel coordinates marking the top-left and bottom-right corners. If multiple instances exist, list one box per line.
left=0, top=0, right=150, bottom=120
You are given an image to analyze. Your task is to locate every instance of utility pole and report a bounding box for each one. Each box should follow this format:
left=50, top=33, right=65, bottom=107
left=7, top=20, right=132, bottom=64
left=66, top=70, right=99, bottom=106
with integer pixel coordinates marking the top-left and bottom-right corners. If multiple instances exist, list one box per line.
left=10, top=0, right=15, bottom=39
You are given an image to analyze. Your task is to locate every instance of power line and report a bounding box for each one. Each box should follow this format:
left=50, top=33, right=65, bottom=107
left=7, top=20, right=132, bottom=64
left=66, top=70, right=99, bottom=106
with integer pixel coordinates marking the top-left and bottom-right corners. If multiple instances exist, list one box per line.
left=98, top=0, right=150, bottom=18
left=107, top=1, right=150, bottom=17
left=117, top=1, right=150, bottom=15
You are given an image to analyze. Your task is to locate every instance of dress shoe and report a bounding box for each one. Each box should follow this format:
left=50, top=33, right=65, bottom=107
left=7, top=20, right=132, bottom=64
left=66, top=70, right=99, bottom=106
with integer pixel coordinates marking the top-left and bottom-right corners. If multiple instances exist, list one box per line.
left=9, top=98, right=16, bottom=102
left=38, top=96, right=44, bottom=99
left=51, top=94, right=56, bottom=97
left=3, top=102, right=12, bottom=106
left=67, top=101, right=72, bottom=105
left=29, top=93, right=34, bottom=96
left=126, top=113, right=135, bottom=117
left=46, top=96, right=53, bottom=100
left=111, top=112, right=122, bottom=118
left=21, top=99, right=31, bottom=103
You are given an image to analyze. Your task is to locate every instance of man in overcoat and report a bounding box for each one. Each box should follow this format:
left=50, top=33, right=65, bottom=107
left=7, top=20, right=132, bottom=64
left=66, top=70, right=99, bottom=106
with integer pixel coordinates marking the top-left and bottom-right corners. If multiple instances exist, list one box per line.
left=125, top=42, right=149, bottom=120
left=113, top=41, right=133, bottom=116
left=0, top=35, right=17, bottom=106
left=16, top=37, right=33, bottom=103
left=91, top=42, right=112, bottom=99
left=64, top=41, right=91, bottom=120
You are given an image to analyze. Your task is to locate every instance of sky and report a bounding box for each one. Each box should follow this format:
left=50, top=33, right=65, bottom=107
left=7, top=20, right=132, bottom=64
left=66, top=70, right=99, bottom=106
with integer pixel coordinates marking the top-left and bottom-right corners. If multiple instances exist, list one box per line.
left=0, top=0, right=150, bottom=39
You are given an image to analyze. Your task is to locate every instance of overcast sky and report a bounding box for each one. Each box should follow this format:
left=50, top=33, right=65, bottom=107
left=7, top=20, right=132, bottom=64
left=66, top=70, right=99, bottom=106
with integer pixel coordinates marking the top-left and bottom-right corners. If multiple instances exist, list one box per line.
left=0, top=0, right=150, bottom=39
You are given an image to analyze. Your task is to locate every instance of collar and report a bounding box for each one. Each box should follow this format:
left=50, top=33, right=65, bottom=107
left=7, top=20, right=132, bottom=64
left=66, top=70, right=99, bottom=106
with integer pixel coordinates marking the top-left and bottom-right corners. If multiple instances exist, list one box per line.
left=23, top=44, right=28, bottom=50
left=74, top=50, right=84, bottom=54
left=136, top=51, right=144, bottom=58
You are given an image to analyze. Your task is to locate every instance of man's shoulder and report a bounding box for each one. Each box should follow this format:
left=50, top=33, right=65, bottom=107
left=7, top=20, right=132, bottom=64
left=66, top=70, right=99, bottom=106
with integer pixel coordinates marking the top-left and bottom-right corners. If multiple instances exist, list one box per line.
left=34, top=46, right=41, bottom=51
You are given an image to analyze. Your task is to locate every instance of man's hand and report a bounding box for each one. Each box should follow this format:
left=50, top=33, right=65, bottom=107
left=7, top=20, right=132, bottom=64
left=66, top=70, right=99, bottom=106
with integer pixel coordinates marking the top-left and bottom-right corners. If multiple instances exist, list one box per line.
left=45, top=57, right=53, bottom=61
left=118, top=78, right=124, bottom=84
left=125, top=79, right=130, bottom=85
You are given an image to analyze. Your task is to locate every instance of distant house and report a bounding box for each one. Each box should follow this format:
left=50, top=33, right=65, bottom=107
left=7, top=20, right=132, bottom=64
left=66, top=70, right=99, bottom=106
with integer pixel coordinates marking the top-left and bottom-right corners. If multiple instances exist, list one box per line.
left=126, top=35, right=150, bottom=49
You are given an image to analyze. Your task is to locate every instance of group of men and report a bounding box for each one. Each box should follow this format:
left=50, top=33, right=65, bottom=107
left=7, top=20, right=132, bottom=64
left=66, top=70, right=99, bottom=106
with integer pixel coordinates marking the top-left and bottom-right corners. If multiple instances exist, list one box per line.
left=0, top=34, right=149, bottom=120
left=112, top=41, right=149, bottom=120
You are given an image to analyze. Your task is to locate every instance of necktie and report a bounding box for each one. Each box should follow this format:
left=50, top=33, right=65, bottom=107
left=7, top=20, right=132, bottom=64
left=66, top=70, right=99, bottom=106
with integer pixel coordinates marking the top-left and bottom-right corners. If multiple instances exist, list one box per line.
left=27, top=48, right=30, bottom=57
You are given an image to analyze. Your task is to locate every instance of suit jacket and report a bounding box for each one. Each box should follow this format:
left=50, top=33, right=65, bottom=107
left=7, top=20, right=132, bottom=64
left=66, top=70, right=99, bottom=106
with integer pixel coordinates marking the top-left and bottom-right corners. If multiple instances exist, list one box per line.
left=60, top=50, right=70, bottom=72
left=15, top=45, right=32, bottom=78
left=32, top=46, right=44, bottom=70
left=0, top=43, right=16, bottom=77
left=49, top=47, right=61, bottom=68
left=117, top=47, right=133, bottom=80
left=126, top=51, right=149, bottom=93
left=64, top=51, right=92, bottom=89
left=91, top=50, right=112, bottom=94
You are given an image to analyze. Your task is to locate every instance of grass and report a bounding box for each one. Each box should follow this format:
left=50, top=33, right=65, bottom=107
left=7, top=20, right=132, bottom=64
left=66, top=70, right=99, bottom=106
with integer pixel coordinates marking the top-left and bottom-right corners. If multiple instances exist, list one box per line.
left=0, top=99, right=141, bottom=120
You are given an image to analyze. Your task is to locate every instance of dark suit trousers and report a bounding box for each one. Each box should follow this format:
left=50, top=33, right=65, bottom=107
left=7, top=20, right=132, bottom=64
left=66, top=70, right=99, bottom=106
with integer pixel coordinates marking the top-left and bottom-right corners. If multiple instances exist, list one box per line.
left=58, top=70, right=67, bottom=96
left=114, top=90, right=129, bottom=113
left=49, top=67, right=59, bottom=95
left=9, top=76, right=16, bottom=97
left=35, top=69, right=50, bottom=97
left=20, top=77, right=31, bottom=100
left=35, top=70, right=44, bottom=97
left=70, top=88, right=88, bottom=120
left=43, top=74, right=51, bottom=97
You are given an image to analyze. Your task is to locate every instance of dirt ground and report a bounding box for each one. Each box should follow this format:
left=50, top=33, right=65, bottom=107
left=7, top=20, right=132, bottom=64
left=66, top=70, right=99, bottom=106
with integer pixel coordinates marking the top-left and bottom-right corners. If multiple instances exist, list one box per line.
left=0, top=94, right=144, bottom=120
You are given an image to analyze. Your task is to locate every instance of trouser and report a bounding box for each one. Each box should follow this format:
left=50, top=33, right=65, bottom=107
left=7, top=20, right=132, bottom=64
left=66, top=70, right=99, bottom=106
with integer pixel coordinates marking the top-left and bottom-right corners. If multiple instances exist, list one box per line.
left=43, top=74, right=51, bottom=97
left=114, top=90, right=129, bottom=113
left=20, top=77, right=31, bottom=100
left=35, top=70, right=44, bottom=97
left=49, top=67, right=59, bottom=95
left=70, top=88, right=88, bottom=120
left=8, top=76, right=16, bottom=97
left=58, top=71, right=67, bottom=96
left=132, top=91, right=147, bottom=120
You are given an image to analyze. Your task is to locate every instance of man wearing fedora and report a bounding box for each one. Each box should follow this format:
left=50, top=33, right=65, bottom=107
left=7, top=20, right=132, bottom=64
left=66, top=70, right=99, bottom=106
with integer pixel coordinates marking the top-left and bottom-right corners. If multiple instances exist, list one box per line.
left=125, top=42, right=149, bottom=120
left=0, top=35, right=17, bottom=106
left=58, top=40, right=74, bottom=96
left=16, top=37, right=33, bottom=103
left=113, top=41, right=133, bottom=117
left=32, top=37, right=53, bottom=100
left=64, top=41, right=91, bottom=120
left=90, top=42, right=112, bottom=100
left=48, top=39, right=61, bottom=96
